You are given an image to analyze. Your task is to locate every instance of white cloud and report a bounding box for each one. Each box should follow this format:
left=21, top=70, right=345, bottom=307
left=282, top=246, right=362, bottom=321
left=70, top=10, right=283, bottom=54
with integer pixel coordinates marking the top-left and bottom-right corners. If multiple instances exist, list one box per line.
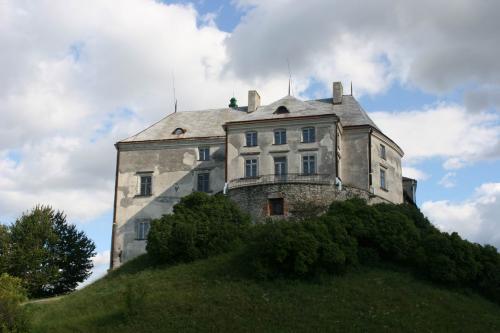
left=226, top=1, right=500, bottom=100
left=438, top=172, right=457, bottom=188
left=402, top=166, right=429, bottom=181
left=422, top=183, right=500, bottom=250
left=0, top=0, right=293, bottom=222
left=370, top=104, right=500, bottom=165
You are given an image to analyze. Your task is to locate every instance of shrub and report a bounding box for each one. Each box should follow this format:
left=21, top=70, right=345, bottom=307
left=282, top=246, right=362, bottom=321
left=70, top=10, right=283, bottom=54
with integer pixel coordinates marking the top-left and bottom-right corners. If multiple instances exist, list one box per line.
left=147, top=192, right=250, bottom=264
left=247, top=219, right=357, bottom=278
left=0, top=274, right=29, bottom=332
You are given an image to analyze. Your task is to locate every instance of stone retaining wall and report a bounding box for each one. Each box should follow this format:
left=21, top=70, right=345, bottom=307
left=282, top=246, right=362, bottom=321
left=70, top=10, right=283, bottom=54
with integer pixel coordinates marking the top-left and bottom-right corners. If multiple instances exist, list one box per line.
left=228, top=183, right=390, bottom=221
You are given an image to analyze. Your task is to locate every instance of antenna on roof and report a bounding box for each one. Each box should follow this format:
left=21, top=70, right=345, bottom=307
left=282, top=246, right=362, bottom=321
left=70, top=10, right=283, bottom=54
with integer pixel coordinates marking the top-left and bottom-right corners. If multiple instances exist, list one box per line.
left=350, top=81, right=353, bottom=96
left=172, top=72, right=178, bottom=113
left=287, top=58, right=292, bottom=96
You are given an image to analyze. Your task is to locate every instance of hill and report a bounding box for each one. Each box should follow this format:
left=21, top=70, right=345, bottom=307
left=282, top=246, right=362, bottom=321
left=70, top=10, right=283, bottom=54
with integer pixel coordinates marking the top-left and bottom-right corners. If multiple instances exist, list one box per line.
left=27, top=252, right=500, bottom=332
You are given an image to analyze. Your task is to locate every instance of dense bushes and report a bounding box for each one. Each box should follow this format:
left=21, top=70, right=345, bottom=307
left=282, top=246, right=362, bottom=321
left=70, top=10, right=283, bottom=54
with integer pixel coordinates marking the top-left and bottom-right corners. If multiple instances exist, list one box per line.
left=0, top=274, right=29, bottom=332
left=246, top=218, right=358, bottom=278
left=147, top=192, right=250, bottom=263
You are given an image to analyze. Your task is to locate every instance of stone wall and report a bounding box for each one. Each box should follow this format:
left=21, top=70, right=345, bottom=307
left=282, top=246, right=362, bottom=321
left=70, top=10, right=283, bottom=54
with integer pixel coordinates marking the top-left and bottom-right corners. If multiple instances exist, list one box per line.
left=228, top=183, right=390, bottom=222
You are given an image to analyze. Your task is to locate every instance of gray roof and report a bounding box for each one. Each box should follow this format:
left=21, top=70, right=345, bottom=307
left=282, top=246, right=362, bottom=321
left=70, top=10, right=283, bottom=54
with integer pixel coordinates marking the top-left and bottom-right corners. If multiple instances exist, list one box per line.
left=120, top=95, right=379, bottom=143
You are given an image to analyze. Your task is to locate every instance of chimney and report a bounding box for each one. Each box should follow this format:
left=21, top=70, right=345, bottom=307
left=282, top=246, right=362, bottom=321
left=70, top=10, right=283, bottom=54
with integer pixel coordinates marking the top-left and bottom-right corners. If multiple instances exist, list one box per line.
left=247, top=90, right=261, bottom=113
left=333, top=82, right=343, bottom=104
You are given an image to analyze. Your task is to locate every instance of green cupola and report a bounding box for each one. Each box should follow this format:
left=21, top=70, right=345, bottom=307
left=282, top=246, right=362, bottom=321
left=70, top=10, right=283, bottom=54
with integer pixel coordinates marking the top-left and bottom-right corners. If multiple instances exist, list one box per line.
left=228, top=97, right=238, bottom=108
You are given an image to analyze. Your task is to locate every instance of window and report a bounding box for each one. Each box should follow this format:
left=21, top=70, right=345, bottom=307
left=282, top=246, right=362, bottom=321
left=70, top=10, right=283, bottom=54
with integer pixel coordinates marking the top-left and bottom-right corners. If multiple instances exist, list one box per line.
left=197, top=172, right=210, bottom=192
left=245, top=131, right=258, bottom=147
left=380, top=169, right=387, bottom=190
left=245, top=159, right=258, bottom=178
left=274, top=157, right=287, bottom=176
left=139, top=175, right=152, bottom=196
left=136, top=220, right=150, bottom=240
left=380, top=144, right=386, bottom=160
left=274, top=129, right=287, bottom=145
left=302, top=127, right=316, bottom=143
left=172, top=127, right=185, bottom=135
left=269, top=198, right=284, bottom=216
left=274, top=105, right=289, bottom=114
left=199, top=147, right=210, bottom=161
left=302, top=155, right=316, bottom=175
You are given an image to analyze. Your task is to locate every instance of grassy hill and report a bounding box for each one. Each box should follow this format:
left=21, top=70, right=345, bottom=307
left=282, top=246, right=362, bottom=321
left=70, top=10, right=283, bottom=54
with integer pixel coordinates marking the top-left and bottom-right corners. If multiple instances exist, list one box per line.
left=27, top=252, right=500, bottom=332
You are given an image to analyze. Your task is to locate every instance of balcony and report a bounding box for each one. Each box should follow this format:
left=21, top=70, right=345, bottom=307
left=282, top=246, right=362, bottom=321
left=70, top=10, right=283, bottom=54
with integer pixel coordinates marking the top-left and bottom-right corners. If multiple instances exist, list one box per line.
left=227, top=173, right=335, bottom=189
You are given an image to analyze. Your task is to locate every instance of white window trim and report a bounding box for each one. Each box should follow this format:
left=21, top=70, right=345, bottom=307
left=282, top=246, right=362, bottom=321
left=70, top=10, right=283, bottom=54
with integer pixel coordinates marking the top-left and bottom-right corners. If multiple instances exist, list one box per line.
left=244, top=157, right=259, bottom=178
left=300, top=152, right=318, bottom=175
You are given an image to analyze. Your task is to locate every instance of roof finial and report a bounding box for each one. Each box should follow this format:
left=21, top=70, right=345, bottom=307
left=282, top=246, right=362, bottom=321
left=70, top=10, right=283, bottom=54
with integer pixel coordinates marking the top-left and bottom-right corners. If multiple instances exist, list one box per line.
left=287, top=58, right=292, bottom=96
left=172, top=72, right=178, bottom=113
left=351, top=81, right=353, bottom=96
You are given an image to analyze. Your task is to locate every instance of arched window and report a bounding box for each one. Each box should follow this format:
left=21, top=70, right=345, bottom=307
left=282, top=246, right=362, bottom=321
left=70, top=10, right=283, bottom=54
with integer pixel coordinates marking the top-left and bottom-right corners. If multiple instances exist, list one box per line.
left=172, top=127, right=186, bottom=135
left=274, top=105, right=290, bottom=114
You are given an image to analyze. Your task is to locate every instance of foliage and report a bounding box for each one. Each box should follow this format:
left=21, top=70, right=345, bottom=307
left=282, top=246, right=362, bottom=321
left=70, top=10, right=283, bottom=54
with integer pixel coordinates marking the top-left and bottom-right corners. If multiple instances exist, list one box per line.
left=246, top=219, right=357, bottom=278
left=147, top=192, right=250, bottom=263
left=0, top=274, right=29, bottom=332
left=2, top=206, right=96, bottom=297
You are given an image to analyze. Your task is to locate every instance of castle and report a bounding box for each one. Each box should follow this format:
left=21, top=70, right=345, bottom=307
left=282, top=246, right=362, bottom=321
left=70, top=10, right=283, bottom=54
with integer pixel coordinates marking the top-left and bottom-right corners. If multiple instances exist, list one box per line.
left=110, top=81, right=416, bottom=268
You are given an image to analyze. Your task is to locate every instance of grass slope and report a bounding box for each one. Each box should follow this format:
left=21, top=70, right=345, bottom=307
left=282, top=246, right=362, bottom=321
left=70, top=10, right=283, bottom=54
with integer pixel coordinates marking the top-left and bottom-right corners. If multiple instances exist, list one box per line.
left=28, top=253, right=500, bottom=332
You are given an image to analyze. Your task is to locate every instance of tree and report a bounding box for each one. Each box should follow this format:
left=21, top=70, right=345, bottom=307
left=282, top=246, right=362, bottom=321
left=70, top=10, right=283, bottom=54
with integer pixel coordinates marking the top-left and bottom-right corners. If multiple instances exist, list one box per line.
left=7, top=206, right=96, bottom=297
left=0, top=273, right=29, bottom=332
left=0, top=225, right=10, bottom=273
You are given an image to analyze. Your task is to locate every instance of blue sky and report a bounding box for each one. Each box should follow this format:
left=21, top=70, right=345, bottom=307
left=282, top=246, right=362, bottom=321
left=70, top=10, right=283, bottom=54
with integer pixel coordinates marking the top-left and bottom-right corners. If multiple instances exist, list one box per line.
left=1, top=0, right=499, bottom=283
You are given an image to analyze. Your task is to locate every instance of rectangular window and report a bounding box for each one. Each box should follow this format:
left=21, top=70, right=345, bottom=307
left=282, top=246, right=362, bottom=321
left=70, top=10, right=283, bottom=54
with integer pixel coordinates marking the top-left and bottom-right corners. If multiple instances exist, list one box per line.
left=269, top=198, right=284, bottom=216
left=139, top=175, right=152, bottom=196
left=302, top=127, right=316, bottom=143
left=197, top=172, right=210, bottom=192
left=380, top=144, right=386, bottom=160
left=136, top=220, right=150, bottom=240
left=302, top=155, right=316, bottom=175
left=274, top=129, right=287, bottom=145
left=245, top=159, right=258, bottom=178
left=274, top=157, right=287, bottom=176
left=245, top=131, right=258, bottom=147
left=380, top=169, right=387, bottom=190
left=199, top=147, right=210, bottom=161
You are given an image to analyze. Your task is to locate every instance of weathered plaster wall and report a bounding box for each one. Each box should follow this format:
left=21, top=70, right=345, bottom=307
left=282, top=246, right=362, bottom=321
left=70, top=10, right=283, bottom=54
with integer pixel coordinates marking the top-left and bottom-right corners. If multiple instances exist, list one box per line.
left=370, top=133, right=404, bottom=203
left=112, top=139, right=225, bottom=267
left=340, top=127, right=370, bottom=190
left=226, top=117, right=337, bottom=182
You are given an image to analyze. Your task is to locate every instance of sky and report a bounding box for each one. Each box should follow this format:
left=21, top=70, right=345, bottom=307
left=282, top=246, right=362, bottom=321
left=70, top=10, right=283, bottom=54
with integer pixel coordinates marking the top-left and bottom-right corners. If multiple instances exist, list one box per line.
left=0, top=0, right=499, bottom=284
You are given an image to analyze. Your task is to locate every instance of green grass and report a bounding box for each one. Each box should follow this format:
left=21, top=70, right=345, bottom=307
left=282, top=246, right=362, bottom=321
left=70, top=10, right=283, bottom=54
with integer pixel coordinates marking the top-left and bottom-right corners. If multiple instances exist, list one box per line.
left=28, top=253, right=500, bottom=332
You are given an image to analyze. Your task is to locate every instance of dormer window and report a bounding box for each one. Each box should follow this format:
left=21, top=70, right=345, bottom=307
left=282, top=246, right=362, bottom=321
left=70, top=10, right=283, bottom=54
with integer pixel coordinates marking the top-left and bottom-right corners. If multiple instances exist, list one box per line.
left=172, top=128, right=186, bottom=135
left=274, top=106, right=290, bottom=114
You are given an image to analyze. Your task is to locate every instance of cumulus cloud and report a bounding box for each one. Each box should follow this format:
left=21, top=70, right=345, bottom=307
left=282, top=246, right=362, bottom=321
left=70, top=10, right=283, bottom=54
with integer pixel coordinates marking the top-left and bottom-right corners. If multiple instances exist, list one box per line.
left=0, top=0, right=293, bottom=222
left=402, top=166, right=429, bottom=181
left=226, top=0, right=500, bottom=100
left=422, top=183, right=500, bottom=250
left=370, top=104, right=500, bottom=165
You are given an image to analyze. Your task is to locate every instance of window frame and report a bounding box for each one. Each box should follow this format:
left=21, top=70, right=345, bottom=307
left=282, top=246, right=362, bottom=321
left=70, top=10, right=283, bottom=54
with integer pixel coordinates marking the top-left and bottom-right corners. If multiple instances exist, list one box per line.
left=380, top=168, right=387, bottom=190
left=302, top=127, right=316, bottom=143
left=269, top=198, right=284, bottom=216
left=198, top=147, right=210, bottom=161
left=380, top=144, right=386, bottom=160
left=135, top=219, right=150, bottom=240
left=274, top=156, right=287, bottom=176
left=302, top=155, right=316, bottom=175
left=273, top=129, right=287, bottom=145
left=197, top=172, right=210, bottom=193
left=245, top=131, right=258, bottom=147
left=245, top=158, right=258, bottom=178
left=138, top=174, right=152, bottom=196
